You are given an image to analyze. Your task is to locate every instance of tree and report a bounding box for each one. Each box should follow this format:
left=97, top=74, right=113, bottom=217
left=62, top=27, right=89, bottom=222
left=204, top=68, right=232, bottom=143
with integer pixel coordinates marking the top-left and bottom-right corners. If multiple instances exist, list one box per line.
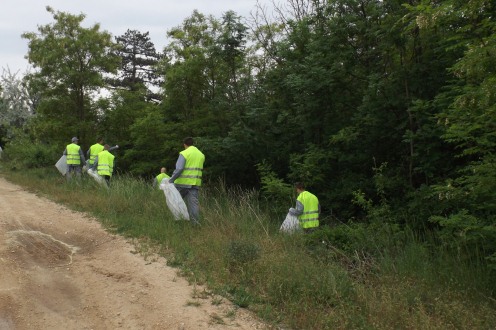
left=111, top=29, right=162, bottom=101
left=217, top=10, right=249, bottom=103
left=243, top=0, right=463, bottom=218
left=160, top=10, right=218, bottom=126
left=158, top=10, right=259, bottom=183
left=0, top=68, right=34, bottom=143
left=22, top=6, right=119, bottom=145
left=100, top=87, right=157, bottom=172
left=125, top=107, right=178, bottom=177
left=425, top=0, right=496, bottom=266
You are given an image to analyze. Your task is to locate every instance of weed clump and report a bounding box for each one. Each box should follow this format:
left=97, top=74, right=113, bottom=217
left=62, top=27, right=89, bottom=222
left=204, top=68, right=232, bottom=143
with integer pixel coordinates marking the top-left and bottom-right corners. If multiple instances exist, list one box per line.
left=226, top=240, right=260, bottom=266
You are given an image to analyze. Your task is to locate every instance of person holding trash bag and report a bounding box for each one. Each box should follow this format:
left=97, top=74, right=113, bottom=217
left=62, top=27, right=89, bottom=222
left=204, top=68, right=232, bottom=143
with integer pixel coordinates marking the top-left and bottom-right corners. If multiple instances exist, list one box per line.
left=91, top=144, right=115, bottom=187
left=87, top=137, right=104, bottom=167
left=168, top=137, right=205, bottom=225
left=153, top=167, right=170, bottom=189
left=288, top=182, right=320, bottom=232
left=63, top=137, right=86, bottom=181
left=87, top=138, right=119, bottom=167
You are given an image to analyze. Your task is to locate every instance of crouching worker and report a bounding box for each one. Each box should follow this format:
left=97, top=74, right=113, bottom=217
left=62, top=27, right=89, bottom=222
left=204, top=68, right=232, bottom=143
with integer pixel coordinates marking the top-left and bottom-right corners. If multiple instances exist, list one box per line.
left=91, top=144, right=115, bottom=187
left=288, top=182, right=320, bottom=232
left=153, top=167, right=170, bottom=189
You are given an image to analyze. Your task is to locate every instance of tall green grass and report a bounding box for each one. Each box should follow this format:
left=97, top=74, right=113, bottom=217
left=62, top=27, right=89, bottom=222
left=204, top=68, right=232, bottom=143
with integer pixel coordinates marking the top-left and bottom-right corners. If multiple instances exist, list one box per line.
left=2, top=166, right=495, bottom=329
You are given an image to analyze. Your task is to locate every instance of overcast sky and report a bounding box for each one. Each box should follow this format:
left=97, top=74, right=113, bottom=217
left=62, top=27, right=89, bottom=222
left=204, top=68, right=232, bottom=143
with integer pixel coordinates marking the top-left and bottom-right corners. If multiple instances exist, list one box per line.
left=1, top=0, right=275, bottom=75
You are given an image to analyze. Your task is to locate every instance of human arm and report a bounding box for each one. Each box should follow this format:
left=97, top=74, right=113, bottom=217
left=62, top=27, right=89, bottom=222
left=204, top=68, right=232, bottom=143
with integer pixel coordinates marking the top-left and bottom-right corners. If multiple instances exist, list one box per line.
left=288, top=200, right=304, bottom=216
left=109, top=145, right=119, bottom=152
left=79, top=148, right=86, bottom=164
left=168, top=154, right=186, bottom=183
left=91, top=156, right=98, bottom=171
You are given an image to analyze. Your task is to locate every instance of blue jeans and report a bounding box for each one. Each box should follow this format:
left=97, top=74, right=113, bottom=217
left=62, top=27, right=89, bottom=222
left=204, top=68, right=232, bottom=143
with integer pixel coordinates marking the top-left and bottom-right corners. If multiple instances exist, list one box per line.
left=176, top=186, right=200, bottom=224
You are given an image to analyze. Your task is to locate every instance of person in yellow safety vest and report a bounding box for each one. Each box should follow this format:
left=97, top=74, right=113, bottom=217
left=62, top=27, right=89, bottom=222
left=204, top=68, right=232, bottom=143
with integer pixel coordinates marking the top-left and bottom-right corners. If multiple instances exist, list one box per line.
left=87, top=138, right=119, bottom=168
left=288, top=182, right=320, bottom=231
left=87, top=137, right=104, bottom=167
left=153, top=167, right=170, bottom=189
left=168, top=137, right=205, bottom=224
left=63, top=137, right=86, bottom=181
left=91, top=144, right=115, bottom=187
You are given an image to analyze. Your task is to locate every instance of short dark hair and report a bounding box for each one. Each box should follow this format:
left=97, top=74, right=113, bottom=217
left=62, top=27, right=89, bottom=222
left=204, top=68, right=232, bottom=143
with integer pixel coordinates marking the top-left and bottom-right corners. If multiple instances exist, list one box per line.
left=294, top=182, right=305, bottom=190
left=183, top=137, right=194, bottom=146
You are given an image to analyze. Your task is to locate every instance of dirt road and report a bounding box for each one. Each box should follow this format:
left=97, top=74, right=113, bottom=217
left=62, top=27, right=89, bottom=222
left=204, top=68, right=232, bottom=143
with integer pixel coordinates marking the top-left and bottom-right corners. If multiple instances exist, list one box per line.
left=0, top=177, right=265, bottom=330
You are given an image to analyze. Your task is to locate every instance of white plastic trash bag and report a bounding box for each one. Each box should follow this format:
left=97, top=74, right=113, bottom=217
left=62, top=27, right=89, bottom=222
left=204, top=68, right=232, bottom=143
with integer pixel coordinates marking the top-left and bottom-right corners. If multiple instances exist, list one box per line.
left=55, top=155, right=68, bottom=176
left=280, top=212, right=301, bottom=233
left=87, top=168, right=106, bottom=186
left=160, top=178, right=190, bottom=221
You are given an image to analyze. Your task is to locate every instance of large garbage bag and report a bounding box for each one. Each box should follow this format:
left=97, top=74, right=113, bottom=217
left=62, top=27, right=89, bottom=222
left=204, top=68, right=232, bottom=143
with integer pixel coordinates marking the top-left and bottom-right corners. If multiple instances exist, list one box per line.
left=87, top=168, right=106, bottom=186
left=160, top=178, right=190, bottom=221
left=55, top=155, right=67, bottom=176
left=279, top=212, right=301, bottom=233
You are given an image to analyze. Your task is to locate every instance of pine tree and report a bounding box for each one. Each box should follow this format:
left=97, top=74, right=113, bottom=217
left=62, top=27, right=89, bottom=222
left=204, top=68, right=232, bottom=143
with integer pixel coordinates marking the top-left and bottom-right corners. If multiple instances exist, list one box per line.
left=112, top=29, right=162, bottom=101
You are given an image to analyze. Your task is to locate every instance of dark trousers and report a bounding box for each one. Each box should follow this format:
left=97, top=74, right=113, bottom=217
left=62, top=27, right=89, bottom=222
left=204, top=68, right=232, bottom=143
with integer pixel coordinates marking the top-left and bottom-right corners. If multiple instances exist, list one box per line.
left=102, top=175, right=111, bottom=187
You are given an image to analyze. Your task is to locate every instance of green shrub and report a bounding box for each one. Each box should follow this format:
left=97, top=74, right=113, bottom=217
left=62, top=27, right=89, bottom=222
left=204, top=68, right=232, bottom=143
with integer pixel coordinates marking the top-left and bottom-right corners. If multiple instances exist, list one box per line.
left=4, top=138, right=59, bottom=168
left=226, top=240, right=261, bottom=265
left=430, top=210, right=496, bottom=270
left=256, top=160, right=293, bottom=216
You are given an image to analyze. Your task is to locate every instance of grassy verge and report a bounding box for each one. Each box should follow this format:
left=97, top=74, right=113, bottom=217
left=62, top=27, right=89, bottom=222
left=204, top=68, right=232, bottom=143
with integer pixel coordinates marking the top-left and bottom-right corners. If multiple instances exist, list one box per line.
left=2, top=166, right=495, bottom=329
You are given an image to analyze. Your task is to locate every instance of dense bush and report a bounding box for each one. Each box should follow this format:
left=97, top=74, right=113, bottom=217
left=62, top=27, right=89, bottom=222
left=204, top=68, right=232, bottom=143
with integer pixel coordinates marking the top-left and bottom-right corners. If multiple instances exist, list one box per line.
left=4, top=138, right=60, bottom=169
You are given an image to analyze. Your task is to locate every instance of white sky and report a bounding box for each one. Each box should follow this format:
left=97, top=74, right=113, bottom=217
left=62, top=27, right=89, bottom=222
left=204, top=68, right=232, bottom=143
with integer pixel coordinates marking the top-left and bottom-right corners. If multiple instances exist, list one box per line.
left=1, top=0, right=276, bottom=75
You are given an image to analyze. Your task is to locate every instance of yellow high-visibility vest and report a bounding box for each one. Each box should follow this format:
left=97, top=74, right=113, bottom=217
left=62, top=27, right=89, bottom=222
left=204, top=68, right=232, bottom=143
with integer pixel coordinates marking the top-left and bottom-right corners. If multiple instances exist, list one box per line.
left=297, top=191, right=319, bottom=229
left=88, top=143, right=104, bottom=165
left=97, top=150, right=115, bottom=177
left=174, top=146, right=205, bottom=186
left=66, top=143, right=81, bottom=165
left=156, top=173, right=170, bottom=185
